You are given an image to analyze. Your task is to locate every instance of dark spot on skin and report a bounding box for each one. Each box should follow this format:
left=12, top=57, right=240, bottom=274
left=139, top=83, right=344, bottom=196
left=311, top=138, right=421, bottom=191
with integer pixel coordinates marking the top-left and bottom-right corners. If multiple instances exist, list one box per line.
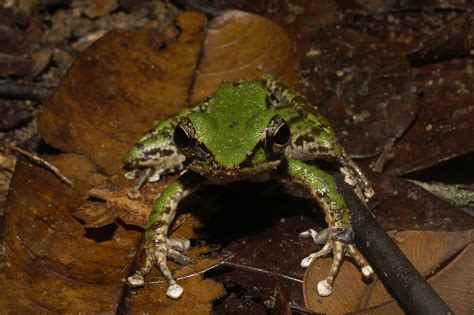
left=229, top=120, right=239, bottom=128
left=160, top=149, right=175, bottom=156
left=143, top=147, right=166, bottom=159
left=294, top=134, right=315, bottom=147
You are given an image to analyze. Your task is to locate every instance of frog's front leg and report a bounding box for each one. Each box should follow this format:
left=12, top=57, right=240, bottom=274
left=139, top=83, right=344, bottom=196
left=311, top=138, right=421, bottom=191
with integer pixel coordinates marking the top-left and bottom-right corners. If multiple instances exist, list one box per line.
left=127, top=172, right=203, bottom=299
left=282, top=158, right=374, bottom=296
left=262, top=73, right=374, bottom=201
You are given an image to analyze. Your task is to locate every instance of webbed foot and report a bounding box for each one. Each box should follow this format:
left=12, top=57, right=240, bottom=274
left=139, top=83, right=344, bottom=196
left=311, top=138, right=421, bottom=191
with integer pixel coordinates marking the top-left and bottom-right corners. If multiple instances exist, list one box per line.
left=300, top=228, right=373, bottom=296
left=127, top=238, right=191, bottom=299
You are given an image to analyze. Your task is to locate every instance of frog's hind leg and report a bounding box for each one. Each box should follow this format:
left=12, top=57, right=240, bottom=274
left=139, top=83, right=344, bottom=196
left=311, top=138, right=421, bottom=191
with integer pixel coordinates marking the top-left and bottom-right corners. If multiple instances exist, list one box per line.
left=283, top=158, right=373, bottom=296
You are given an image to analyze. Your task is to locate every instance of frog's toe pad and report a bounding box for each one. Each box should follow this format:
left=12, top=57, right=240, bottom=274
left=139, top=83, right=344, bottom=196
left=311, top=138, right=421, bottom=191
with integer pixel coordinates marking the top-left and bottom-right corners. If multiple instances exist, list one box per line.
left=127, top=189, right=141, bottom=200
left=300, top=254, right=315, bottom=268
left=167, top=238, right=191, bottom=251
left=317, top=279, right=332, bottom=296
left=362, top=265, right=374, bottom=278
left=300, top=228, right=329, bottom=245
left=127, top=274, right=145, bottom=287
left=166, top=283, right=184, bottom=300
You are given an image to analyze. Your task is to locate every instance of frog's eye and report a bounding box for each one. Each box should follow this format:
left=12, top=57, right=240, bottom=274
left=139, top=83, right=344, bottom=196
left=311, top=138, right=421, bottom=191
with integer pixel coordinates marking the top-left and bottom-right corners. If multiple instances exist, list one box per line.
left=173, top=119, right=196, bottom=150
left=273, top=123, right=291, bottom=145
left=266, top=115, right=291, bottom=156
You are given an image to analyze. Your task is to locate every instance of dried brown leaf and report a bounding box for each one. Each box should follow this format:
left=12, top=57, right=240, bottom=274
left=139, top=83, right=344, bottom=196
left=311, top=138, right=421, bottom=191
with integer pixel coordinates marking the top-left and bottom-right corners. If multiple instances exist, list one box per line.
left=385, top=59, right=474, bottom=175
left=39, top=12, right=206, bottom=175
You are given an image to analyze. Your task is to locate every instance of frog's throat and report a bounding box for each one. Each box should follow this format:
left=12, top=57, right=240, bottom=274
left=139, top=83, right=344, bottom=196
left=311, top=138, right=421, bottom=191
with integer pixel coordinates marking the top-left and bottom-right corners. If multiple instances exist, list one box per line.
left=188, top=160, right=281, bottom=183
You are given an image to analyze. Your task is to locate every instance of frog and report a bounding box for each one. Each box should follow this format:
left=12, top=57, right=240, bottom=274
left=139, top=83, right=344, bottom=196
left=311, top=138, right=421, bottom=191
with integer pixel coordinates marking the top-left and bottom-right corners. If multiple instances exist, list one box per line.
left=123, top=74, right=375, bottom=300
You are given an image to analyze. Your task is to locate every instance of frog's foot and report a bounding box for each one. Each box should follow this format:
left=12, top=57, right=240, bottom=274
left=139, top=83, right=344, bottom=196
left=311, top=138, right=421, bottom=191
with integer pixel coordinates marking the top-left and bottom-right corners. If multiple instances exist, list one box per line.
left=127, top=238, right=191, bottom=300
left=126, top=168, right=160, bottom=200
left=339, top=165, right=375, bottom=201
left=300, top=231, right=373, bottom=297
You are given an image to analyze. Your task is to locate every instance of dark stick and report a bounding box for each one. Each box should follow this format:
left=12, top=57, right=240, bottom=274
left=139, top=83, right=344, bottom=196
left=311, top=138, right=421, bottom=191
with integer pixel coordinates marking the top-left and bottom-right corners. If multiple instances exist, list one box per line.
left=333, top=172, right=453, bottom=314
left=170, top=0, right=220, bottom=18
left=0, top=80, right=54, bottom=101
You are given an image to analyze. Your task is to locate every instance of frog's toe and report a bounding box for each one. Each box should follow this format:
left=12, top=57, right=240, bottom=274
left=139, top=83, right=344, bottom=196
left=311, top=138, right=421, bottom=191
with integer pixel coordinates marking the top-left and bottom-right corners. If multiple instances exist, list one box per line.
left=167, top=248, right=190, bottom=265
left=124, top=169, right=140, bottom=180
left=364, top=186, right=375, bottom=199
left=166, top=238, right=191, bottom=252
left=362, top=265, right=374, bottom=278
left=167, top=283, right=184, bottom=299
left=127, top=189, right=141, bottom=200
left=346, top=243, right=373, bottom=279
left=127, top=274, right=145, bottom=287
left=300, top=241, right=332, bottom=268
left=300, top=228, right=329, bottom=245
left=310, top=240, right=373, bottom=297
left=317, top=279, right=332, bottom=296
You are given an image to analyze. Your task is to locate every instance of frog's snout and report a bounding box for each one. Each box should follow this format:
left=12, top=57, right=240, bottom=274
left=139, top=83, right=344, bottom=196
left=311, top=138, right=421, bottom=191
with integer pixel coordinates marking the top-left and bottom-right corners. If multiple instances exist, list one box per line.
left=123, top=146, right=141, bottom=168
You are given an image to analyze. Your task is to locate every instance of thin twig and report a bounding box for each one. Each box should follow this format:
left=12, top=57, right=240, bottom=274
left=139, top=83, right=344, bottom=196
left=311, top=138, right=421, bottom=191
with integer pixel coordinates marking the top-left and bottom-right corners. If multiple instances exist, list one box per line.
left=149, top=255, right=235, bottom=284
left=170, top=0, right=220, bottom=18
left=4, top=142, right=73, bottom=186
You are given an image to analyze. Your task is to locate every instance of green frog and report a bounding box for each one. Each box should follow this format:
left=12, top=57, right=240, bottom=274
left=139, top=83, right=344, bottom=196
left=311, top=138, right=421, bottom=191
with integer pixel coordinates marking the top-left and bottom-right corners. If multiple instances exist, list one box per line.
left=123, top=74, right=375, bottom=300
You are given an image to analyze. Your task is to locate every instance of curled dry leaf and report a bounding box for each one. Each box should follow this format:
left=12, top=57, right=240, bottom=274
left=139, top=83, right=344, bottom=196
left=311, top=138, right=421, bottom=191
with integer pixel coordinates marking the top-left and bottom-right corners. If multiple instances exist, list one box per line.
left=2, top=10, right=299, bottom=312
left=303, top=230, right=473, bottom=314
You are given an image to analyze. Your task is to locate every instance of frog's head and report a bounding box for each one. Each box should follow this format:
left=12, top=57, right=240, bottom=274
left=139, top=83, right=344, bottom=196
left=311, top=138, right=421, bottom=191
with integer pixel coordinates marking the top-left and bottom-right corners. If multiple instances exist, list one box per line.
left=173, top=81, right=291, bottom=181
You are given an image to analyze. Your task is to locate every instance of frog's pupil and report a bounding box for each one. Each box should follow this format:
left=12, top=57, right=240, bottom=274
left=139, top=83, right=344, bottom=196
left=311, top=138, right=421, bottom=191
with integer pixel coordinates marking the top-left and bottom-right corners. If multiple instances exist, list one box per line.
left=274, top=123, right=290, bottom=145
left=173, top=126, right=192, bottom=149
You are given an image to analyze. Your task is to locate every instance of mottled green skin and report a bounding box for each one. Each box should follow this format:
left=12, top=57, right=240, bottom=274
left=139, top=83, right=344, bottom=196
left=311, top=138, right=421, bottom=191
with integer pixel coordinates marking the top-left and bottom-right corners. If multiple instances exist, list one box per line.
left=124, top=74, right=374, bottom=299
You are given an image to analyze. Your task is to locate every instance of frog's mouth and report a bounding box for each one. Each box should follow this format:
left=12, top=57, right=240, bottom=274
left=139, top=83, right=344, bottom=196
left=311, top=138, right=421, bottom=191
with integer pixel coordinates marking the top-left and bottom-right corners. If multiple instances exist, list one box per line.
left=188, top=160, right=281, bottom=183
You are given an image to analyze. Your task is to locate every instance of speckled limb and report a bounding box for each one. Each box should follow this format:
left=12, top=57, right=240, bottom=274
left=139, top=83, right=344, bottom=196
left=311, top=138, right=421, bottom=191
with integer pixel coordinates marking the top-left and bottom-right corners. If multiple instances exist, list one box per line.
left=127, top=172, right=203, bottom=299
left=263, top=73, right=374, bottom=201
left=283, top=158, right=373, bottom=296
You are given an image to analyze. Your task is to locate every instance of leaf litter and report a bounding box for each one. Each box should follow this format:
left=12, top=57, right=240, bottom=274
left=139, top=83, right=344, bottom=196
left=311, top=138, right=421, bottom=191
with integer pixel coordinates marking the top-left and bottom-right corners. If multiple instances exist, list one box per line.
left=0, top=1, right=473, bottom=313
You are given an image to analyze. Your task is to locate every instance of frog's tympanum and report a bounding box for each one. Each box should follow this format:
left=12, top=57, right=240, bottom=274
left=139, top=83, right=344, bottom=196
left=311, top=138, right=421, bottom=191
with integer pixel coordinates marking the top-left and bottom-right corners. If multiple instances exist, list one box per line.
left=123, top=74, right=375, bottom=300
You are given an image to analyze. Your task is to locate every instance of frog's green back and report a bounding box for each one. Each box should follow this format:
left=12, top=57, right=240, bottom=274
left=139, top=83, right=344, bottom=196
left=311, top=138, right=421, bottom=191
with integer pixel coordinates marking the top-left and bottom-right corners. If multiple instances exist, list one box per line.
left=188, top=81, right=276, bottom=167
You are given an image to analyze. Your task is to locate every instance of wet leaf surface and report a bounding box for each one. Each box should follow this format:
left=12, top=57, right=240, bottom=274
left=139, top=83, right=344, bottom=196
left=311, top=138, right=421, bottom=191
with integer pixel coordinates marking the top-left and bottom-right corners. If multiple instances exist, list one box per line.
left=384, top=59, right=474, bottom=175
left=367, top=171, right=474, bottom=231
left=299, top=28, right=418, bottom=158
left=303, top=230, right=473, bottom=314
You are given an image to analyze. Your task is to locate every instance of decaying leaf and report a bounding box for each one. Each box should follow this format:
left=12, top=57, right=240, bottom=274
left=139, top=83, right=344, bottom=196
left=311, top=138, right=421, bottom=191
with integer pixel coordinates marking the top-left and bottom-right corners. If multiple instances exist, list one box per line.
left=299, top=28, right=418, bottom=158
left=366, top=171, right=474, bottom=231
left=39, top=12, right=206, bottom=175
left=303, top=230, right=473, bottom=313
left=384, top=59, right=474, bottom=175
left=191, top=10, right=299, bottom=103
